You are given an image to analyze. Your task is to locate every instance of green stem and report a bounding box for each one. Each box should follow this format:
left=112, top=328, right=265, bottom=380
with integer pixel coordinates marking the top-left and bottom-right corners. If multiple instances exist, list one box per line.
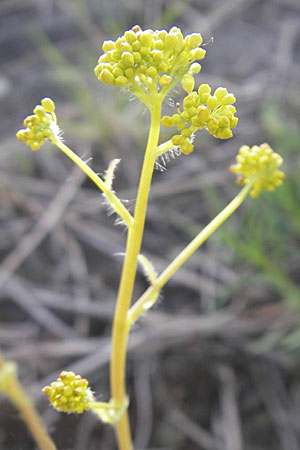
left=53, top=139, right=133, bottom=227
left=110, top=100, right=162, bottom=450
left=0, top=354, right=56, bottom=450
left=152, top=139, right=174, bottom=159
left=128, top=183, right=252, bottom=325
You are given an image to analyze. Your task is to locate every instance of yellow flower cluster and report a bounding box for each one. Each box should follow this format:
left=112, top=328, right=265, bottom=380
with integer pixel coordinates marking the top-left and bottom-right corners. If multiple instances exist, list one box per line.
left=230, top=143, right=285, bottom=197
left=42, top=371, right=94, bottom=414
left=161, top=84, right=238, bottom=154
left=16, top=98, right=58, bottom=151
left=94, top=25, right=205, bottom=96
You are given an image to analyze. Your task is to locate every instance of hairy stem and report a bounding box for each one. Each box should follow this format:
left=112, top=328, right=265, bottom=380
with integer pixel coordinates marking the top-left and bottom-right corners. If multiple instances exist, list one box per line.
left=53, top=140, right=133, bottom=227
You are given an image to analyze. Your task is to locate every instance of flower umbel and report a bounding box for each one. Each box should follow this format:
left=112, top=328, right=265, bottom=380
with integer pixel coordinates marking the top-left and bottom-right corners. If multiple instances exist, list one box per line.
left=161, top=84, right=238, bottom=154
left=16, top=98, right=59, bottom=151
left=94, top=25, right=205, bottom=101
left=230, top=143, right=285, bottom=197
left=42, top=371, right=94, bottom=414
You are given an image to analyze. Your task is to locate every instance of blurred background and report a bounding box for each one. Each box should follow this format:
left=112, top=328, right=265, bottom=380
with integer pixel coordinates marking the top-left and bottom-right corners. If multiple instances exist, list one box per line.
left=0, top=0, right=300, bottom=449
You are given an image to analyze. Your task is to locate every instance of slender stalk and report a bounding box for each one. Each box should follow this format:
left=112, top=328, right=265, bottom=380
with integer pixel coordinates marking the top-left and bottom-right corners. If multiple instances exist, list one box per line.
left=110, top=100, right=162, bottom=450
left=152, top=139, right=174, bottom=159
left=0, top=354, right=55, bottom=450
left=128, top=183, right=252, bottom=325
left=53, top=139, right=133, bottom=227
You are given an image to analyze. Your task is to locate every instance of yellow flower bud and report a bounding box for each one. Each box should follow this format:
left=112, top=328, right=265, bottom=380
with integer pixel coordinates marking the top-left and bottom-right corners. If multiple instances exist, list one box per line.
left=115, top=76, right=128, bottom=87
left=112, top=67, right=124, bottom=77
left=114, top=37, right=124, bottom=50
left=136, top=64, right=146, bottom=74
left=172, top=114, right=181, bottom=125
left=124, top=30, right=136, bottom=43
left=222, top=94, right=236, bottom=105
left=190, top=48, right=206, bottom=61
left=121, top=52, right=134, bottom=67
left=133, top=52, right=142, bottom=63
left=230, top=143, right=285, bottom=197
left=200, top=92, right=210, bottom=103
left=33, top=105, right=46, bottom=118
left=216, top=128, right=233, bottom=139
left=181, top=127, right=193, bottom=137
left=181, top=73, right=195, bottom=94
left=17, top=98, right=58, bottom=150
left=197, top=105, right=210, bottom=123
left=41, top=98, right=55, bottom=113
left=207, top=117, right=218, bottom=134
left=146, top=67, right=157, bottom=78
left=42, top=371, right=94, bottom=414
left=190, top=62, right=201, bottom=74
left=198, top=84, right=211, bottom=95
left=185, top=33, right=203, bottom=49
left=214, top=87, right=228, bottom=102
left=161, top=116, right=174, bottom=127
left=180, top=110, right=189, bottom=120
left=140, top=46, right=150, bottom=57
left=207, top=96, right=218, bottom=109
left=140, top=31, right=153, bottom=47
left=132, top=40, right=141, bottom=51
left=159, top=74, right=172, bottom=86
left=120, top=42, right=133, bottom=53
left=219, top=116, right=230, bottom=128
left=111, top=50, right=121, bottom=61
left=154, top=39, right=164, bottom=50
left=16, top=130, right=26, bottom=141
left=230, top=117, right=239, bottom=128
left=183, top=93, right=197, bottom=108
left=102, top=40, right=115, bottom=52
left=95, top=26, right=207, bottom=100
left=164, top=33, right=179, bottom=51
left=159, top=62, right=168, bottom=72
left=181, top=141, right=194, bottom=155
left=124, top=68, right=134, bottom=78
left=94, top=65, right=101, bottom=77
left=30, top=141, right=41, bottom=151
left=171, top=134, right=183, bottom=146
left=157, top=30, right=167, bottom=40
left=99, top=69, right=115, bottom=84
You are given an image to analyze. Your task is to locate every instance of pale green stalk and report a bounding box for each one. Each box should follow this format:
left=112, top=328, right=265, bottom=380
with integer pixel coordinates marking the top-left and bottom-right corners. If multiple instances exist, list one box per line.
left=110, top=99, right=162, bottom=449
left=52, top=139, right=133, bottom=228
left=128, top=183, right=252, bottom=325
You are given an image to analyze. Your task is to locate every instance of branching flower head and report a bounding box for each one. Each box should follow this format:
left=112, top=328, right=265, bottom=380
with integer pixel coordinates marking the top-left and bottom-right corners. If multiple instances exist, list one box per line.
left=16, top=98, right=59, bottom=151
left=230, top=143, right=285, bottom=197
left=161, top=84, right=238, bottom=154
left=94, top=25, right=205, bottom=102
left=42, top=371, right=94, bottom=414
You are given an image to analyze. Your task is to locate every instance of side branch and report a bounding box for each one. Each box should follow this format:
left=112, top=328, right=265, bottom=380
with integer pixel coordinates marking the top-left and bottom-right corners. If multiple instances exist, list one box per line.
left=128, top=183, right=252, bottom=325
left=53, top=139, right=133, bottom=228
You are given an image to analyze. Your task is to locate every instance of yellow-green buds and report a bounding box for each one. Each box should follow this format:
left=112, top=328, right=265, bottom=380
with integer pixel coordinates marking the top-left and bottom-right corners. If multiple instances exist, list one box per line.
left=16, top=98, right=59, bottom=151
left=42, top=371, right=94, bottom=414
left=94, top=25, right=206, bottom=100
left=181, top=73, right=195, bottom=94
left=41, top=97, right=55, bottom=114
left=230, top=143, right=285, bottom=197
left=161, top=84, right=238, bottom=154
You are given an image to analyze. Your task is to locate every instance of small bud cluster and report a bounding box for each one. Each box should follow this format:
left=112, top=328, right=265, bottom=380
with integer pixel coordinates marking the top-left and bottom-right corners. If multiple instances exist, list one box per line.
left=94, top=25, right=205, bottom=96
left=16, top=98, right=58, bottom=151
left=42, top=371, right=94, bottom=414
left=230, top=143, right=285, bottom=197
left=161, top=84, right=238, bottom=154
